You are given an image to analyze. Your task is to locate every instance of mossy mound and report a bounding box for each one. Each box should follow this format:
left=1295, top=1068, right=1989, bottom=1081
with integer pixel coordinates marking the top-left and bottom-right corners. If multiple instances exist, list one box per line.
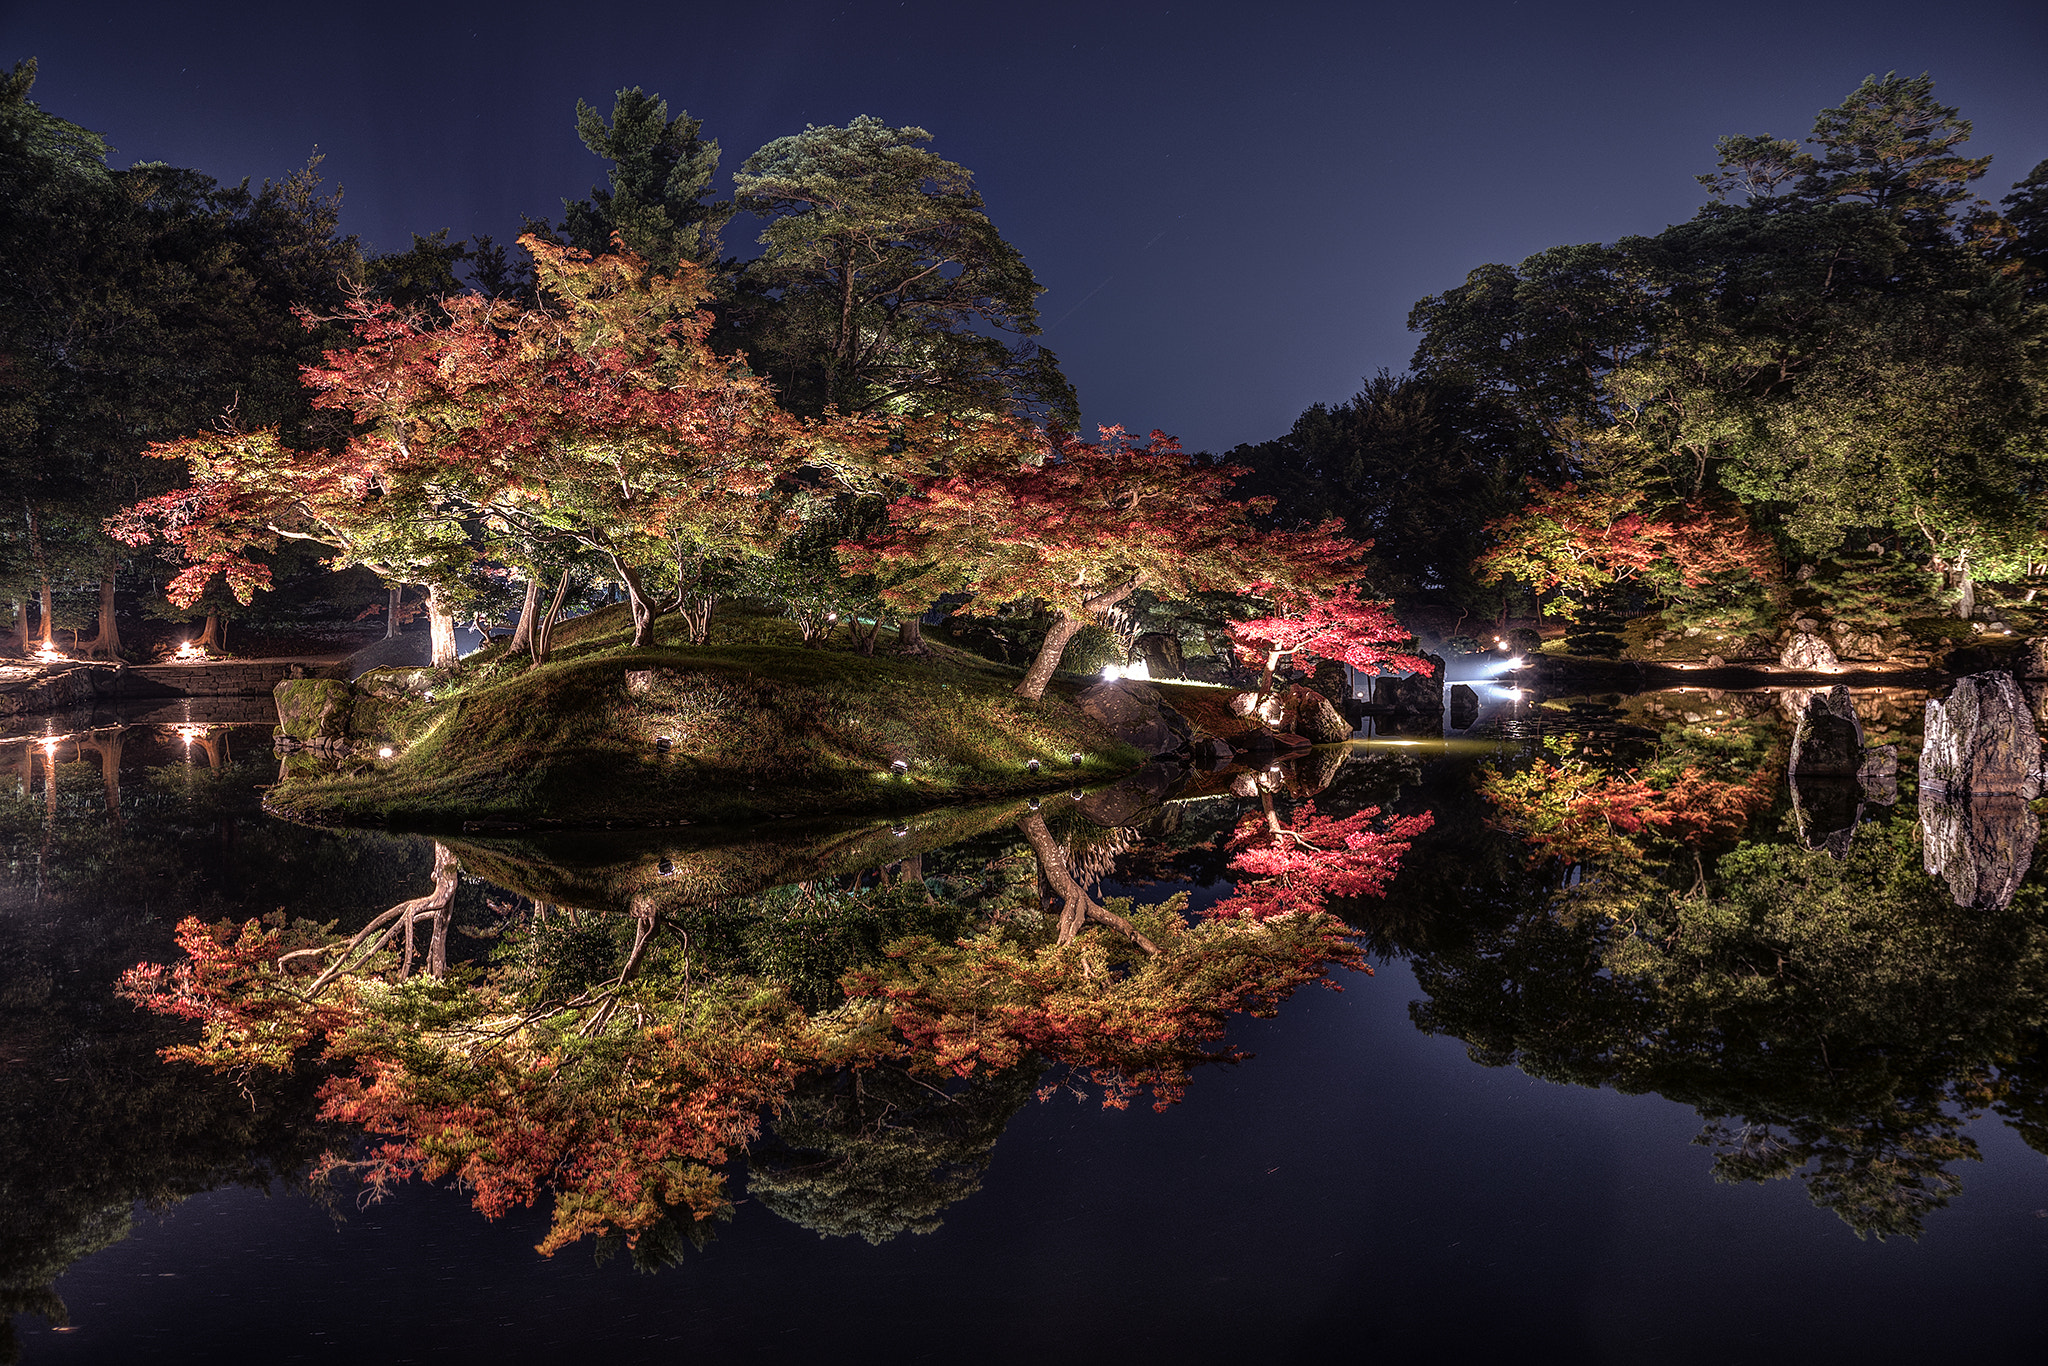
left=265, top=644, right=1144, bottom=830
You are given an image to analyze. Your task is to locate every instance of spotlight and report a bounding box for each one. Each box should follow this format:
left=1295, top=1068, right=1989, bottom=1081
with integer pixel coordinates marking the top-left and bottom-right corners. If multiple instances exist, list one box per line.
left=378, top=746, right=395, bottom=759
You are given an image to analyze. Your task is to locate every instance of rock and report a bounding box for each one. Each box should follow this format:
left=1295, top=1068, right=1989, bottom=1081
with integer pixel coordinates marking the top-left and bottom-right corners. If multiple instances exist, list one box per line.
left=1791, top=776, right=1862, bottom=859
left=2020, top=637, right=2048, bottom=679
left=1282, top=684, right=1353, bottom=744
left=1921, top=671, right=2042, bottom=801
left=1371, top=677, right=1404, bottom=710
left=1789, top=686, right=1864, bottom=778
left=1230, top=690, right=1285, bottom=727
left=1076, top=760, right=1183, bottom=828
left=1309, top=656, right=1351, bottom=707
left=1393, top=653, right=1446, bottom=713
left=1922, top=793, right=2038, bottom=910
left=1075, top=679, right=1191, bottom=756
left=626, top=669, right=655, bottom=696
left=1132, top=632, right=1184, bottom=679
left=1797, top=564, right=1816, bottom=581
left=1918, top=671, right=2044, bottom=910
left=1794, top=617, right=1820, bottom=633
left=1828, top=622, right=1888, bottom=659
left=1705, top=655, right=1726, bottom=669
left=1193, top=736, right=1235, bottom=770
left=1857, top=744, right=1899, bottom=806
left=1780, top=631, right=1839, bottom=671
left=1447, top=683, right=1479, bottom=731
left=273, top=677, right=366, bottom=748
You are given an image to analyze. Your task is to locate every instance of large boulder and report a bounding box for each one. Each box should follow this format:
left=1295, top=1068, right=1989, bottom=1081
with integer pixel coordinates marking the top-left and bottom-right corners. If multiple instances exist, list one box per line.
left=1393, top=653, right=1446, bottom=713
left=1076, top=760, right=1184, bottom=829
left=1074, top=679, right=1191, bottom=756
left=1788, top=686, right=1863, bottom=778
left=1779, top=629, right=1838, bottom=671
left=2021, top=636, right=2048, bottom=680
left=1918, top=671, right=2044, bottom=910
left=1309, top=657, right=1351, bottom=707
left=273, top=677, right=373, bottom=751
left=1791, top=776, right=1862, bottom=860
left=1132, top=632, right=1185, bottom=679
left=1922, top=794, right=2038, bottom=910
left=1921, top=671, right=2041, bottom=801
left=1281, top=685, right=1352, bottom=744
left=1447, top=683, right=1479, bottom=732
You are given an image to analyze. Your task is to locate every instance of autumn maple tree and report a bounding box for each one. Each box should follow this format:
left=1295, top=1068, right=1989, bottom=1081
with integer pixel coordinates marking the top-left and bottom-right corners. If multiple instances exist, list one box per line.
left=1212, top=800, right=1434, bottom=921
left=844, top=424, right=1364, bottom=699
left=1227, top=585, right=1430, bottom=703
left=110, top=235, right=834, bottom=659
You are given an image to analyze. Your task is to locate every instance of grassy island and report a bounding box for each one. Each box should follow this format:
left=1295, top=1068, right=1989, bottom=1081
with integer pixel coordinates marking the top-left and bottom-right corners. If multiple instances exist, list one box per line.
left=265, top=606, right=1146, bottom=831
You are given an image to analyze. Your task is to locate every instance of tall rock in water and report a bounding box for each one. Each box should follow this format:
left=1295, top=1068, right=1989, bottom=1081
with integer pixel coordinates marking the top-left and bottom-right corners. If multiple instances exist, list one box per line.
left=1788, top=686, right=1863, bottom=778
left=1919, top=671, right=2043, bottom=909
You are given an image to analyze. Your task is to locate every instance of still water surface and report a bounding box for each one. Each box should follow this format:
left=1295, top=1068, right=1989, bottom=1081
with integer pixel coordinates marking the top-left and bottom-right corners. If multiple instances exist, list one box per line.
left=4, top=687, right=2046, bottom=1362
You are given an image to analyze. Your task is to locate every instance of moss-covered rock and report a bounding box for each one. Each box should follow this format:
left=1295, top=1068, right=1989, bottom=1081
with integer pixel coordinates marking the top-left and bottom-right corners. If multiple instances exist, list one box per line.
left=272, top=678, right=389, bottom=751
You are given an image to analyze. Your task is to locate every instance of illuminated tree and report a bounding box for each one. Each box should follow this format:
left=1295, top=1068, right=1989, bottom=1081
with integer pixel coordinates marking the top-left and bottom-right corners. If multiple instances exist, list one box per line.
left=846, top=425, right=1363, bottom=699
left=1227, top=586, right=1429, bottom=701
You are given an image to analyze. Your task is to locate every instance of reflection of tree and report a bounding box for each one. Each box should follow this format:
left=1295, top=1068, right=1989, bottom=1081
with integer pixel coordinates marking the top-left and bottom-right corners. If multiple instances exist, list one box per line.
left=747, top=1064, right=1037, bottom=1244
left=122, top=798, right=1406, bottom=1258
left=1408, top=813, right=2048, bottom=1239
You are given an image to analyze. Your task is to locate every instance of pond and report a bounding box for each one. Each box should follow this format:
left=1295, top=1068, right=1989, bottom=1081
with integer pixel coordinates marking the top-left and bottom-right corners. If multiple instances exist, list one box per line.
left=4, top=685, right=2047, bottom=1363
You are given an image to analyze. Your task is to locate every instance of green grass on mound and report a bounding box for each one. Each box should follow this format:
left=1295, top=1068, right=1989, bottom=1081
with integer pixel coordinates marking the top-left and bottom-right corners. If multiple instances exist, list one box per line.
left=270, top=611, right=1142, bottom=829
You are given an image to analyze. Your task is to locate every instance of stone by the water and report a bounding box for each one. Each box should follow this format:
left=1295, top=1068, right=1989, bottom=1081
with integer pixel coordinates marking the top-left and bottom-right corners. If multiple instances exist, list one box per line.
left=1448, top=683, right=1479, bottom=731
left=1282, top=684, right=1353, bottom=744
left=1920, top=671, right=2041, bottom=801
left=1788, top=686, right=1863, bottom=779
left=1075, top=679, right=1191, bottom=756
left=1779, top=630, right=1839, bottom=672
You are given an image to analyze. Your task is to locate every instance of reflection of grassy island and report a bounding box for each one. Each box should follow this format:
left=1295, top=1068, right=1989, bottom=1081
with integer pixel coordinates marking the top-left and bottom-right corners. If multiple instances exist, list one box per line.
left=267, top=608, right=1145, bottom=830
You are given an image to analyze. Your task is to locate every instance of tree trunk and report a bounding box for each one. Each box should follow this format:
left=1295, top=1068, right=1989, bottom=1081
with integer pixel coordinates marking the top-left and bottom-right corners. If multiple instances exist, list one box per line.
left=85, top=570, right=120, bottom=659
left=196, top=612, right=223, bottom=650
left=385, top=585, right=402, bottom=639
left=896, top=617, right=926, bottom=654
left=678, top=594, right=715, bottom=646
left=1956, top=547, right=1976, bottom=620
left=531, top=568, right=572, bottom=666
left=36, top=581, right=54, bottom=651
left=1016, top=811, right=1158, bottom=954
left=8, top=600, right=25, bottom=655
left=427, top=584, right=458, bottom=667
left=610, top=558, right=665, bottom=647
left=507, top=576, right=542, bottom=655
left=1015, top=614, right=1085, bottom=701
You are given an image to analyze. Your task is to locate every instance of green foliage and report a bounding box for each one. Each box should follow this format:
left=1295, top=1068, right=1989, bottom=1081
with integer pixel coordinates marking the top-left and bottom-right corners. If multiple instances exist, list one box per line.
left=732, top=116, right=1074, bottom=423
left=1799, top=551, right=1945, bottom=630
left=560, top=87, right=729, bottom=272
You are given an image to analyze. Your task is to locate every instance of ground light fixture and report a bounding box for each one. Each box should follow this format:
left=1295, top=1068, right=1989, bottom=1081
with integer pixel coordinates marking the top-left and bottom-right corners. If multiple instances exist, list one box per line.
left=655, top=735, right=671, bottom=753
left=1070, top=787, right=1084, bottom=800
left=1029, top=798, right=1040, bottom=810
left=1027, top=758, right=1040, bottom=773
left=1069, top=751, right=1083, bottom=766
left=891, top=824, right=909, bottom=837
left=379, top=746, right=395, bottom=758
left=890, top=759, right=909, bottom=776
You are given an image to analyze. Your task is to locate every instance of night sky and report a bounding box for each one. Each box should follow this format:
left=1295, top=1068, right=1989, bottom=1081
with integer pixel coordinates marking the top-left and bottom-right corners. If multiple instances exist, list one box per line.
left=8, top=0, right=2047, bottom=452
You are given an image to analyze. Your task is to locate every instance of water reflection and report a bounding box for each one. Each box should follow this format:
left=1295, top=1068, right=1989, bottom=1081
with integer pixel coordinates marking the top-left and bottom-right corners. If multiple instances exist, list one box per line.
left=8, top=681, right=2048, bottom=1352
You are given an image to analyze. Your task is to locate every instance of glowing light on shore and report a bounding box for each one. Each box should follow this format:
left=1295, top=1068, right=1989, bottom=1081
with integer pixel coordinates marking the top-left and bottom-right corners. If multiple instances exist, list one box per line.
left=1101, top=660, right=1153, bottom=682
left=31, top=643, right=64, bottom=664
left=173, top=640, right=207, bottom=660
left=379, top=747, right=395, bottom=759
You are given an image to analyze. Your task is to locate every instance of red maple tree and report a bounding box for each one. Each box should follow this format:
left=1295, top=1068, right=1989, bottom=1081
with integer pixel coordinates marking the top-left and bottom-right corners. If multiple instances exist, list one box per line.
left=842, top=424, right=1364, bottom=698
left=1227, top=586, right=1430, bottom=700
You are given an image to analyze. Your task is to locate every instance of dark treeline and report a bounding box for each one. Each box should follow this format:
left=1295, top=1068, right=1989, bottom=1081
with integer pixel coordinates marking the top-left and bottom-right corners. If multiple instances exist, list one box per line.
left=6, top=63, right=2046, bottom=667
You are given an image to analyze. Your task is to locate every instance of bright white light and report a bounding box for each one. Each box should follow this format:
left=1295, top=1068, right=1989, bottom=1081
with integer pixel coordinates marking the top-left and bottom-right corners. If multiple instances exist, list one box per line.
left=379, top=746, right=395, bottom=759
left=1100, top=660, right=1153, bottom=682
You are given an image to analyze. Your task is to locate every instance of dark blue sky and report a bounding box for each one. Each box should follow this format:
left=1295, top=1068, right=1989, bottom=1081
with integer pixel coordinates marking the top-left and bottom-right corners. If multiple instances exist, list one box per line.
left=8, top=0, right=2047, bottom=451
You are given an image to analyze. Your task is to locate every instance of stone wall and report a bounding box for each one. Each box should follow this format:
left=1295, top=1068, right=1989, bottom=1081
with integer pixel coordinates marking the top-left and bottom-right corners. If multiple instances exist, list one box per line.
left=121, top=662, right=306, bottom=699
